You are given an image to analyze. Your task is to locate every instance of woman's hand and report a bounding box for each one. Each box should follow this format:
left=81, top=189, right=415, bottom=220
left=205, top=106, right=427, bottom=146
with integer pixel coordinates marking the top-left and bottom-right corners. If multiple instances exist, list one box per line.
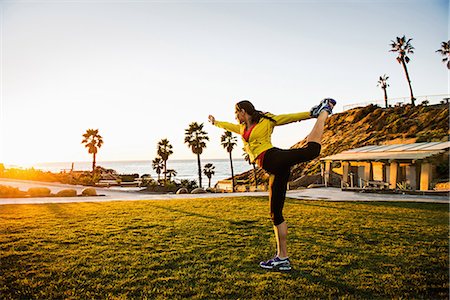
left=208, top=115, right=215, bottom=125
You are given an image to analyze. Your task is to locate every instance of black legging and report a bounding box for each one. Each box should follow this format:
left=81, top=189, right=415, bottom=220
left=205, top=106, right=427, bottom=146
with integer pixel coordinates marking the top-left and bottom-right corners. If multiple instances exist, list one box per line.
left=262, top=142, right=322, bottom=225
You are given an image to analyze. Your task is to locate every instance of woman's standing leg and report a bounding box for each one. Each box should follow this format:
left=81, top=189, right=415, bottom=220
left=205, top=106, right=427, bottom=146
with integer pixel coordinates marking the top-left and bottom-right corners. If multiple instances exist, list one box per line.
left=260, top=169, right=292, bottom=271
left=268, top=170, right=290, bottom=259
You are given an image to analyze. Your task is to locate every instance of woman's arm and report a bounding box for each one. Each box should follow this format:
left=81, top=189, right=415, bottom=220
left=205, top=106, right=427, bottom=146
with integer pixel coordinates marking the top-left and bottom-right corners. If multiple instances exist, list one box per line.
left=272, top=112, right=311, bottom=126
left=208, top=115, right=241, bottom=134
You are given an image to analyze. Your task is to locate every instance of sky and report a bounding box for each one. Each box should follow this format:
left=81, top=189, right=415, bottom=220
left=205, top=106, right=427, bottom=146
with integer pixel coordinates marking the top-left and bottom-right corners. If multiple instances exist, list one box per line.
left=0, top=0, right=448, bottom=166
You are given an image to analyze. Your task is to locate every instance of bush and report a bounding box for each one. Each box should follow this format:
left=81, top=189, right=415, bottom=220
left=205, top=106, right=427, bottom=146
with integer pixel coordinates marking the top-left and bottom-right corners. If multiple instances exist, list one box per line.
left=120, top=174, right=139, bottom=182
left=0, top=185, right=26, bottom=198
left=28, top=187, right=51, bottom=197
left=179, top=179, right=198, bottom=191
left=82, top=188, right=97, bottom=196
left=56, top=189, right=78, bottom=197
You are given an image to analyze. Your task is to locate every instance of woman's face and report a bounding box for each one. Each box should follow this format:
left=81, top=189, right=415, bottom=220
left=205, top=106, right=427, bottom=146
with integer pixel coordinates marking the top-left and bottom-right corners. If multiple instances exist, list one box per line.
left=235, top=106, right=246, bottom=123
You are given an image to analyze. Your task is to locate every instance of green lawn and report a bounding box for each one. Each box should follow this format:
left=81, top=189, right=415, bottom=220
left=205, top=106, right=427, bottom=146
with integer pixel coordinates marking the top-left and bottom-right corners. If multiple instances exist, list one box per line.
left=1, top=197, right=448, bottom=299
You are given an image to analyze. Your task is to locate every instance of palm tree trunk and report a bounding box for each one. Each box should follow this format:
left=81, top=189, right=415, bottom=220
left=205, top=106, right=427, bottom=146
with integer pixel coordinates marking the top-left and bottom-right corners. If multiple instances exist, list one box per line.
left=401, top=60, right=415, bottom=106
left=92, top=153, right=96, bottom=172
left=229, top=151, right=235, bottom=192
left=383, top=88, right=388, bottom=108
left=253, top=164, right=258, bottom=188
left=163, top=161, right=167, bottom=184
left=208, top=177, right=211, bottom=188
left=197, top=154, right=202, bottom=188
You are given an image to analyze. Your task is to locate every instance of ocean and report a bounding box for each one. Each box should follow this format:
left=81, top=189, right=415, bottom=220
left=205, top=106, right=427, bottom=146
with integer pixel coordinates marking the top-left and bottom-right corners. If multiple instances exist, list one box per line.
left=18, top=159, right=252, bottom=187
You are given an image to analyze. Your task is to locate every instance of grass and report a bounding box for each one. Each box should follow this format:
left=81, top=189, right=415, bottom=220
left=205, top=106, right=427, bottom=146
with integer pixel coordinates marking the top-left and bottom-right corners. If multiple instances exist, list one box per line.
left=0, top=197, right=448, bottom=299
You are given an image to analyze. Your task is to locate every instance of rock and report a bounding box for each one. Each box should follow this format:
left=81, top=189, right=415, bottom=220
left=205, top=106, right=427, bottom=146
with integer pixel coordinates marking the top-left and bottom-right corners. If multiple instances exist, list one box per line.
left=56, top=189, right=78, bottom=197
left=236, top=185, right=248, bottom=192
left=176, top=188, right=189, bottom=194
left=27, top=187, right=51, bottom=197
left=191, top=187, right=207, bottom=194
left=81, top=187, right=97, bottom=196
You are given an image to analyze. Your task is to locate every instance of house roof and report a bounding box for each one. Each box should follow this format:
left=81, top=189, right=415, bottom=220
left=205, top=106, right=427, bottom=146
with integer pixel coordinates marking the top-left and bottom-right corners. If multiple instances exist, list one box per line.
left=321, top=142, right=450, bottom=162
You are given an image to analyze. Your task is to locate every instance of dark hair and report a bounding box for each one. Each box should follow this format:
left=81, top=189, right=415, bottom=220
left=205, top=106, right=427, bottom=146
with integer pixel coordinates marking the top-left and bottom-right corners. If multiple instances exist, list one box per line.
left=236, top=100, right=275, bottom=123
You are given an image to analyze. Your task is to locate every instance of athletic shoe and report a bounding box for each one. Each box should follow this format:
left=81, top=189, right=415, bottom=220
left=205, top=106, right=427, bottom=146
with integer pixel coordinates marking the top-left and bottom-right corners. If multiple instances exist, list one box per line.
left=259, top=256, right=292, bottom=271
left=310, top=98, right=337, bottom=118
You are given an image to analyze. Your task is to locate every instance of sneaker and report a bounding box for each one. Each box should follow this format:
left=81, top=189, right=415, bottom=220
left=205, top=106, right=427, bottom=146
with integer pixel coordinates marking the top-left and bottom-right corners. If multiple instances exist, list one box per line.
left=259, top=256, right=292, bottom=271
left=310, top=98, right=337, bottom=118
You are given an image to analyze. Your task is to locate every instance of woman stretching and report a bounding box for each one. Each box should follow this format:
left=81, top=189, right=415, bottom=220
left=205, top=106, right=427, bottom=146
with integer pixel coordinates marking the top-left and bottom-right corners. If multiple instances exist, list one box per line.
left=208, top=98, right=336, bottom=271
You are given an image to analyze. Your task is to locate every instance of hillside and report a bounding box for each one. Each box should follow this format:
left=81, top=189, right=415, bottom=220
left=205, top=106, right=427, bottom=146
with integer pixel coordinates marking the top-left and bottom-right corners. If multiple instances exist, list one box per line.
left=234, top=103, right=449, bottom=188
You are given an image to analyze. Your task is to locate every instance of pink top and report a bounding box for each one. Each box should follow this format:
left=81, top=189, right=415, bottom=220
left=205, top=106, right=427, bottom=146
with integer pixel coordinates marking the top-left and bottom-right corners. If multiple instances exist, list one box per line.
left=242, top=124, right=256, bottom=142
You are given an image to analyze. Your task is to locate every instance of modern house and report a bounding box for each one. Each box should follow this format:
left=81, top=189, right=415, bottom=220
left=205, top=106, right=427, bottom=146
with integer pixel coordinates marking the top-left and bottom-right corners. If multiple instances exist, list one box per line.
left=320, top=142, right=449, bottom=191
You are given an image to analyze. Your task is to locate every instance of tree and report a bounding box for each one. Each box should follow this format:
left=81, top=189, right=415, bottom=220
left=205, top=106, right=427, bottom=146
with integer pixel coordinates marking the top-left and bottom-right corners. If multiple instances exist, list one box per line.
left=221, top=131, right=237, bottom=192
left=81, top=129, right=103, bottom=172
left=165, top=169, right=177, bottom=182
left=203, top=163, right=216, bottom=188
left=436, top=40, right=450, bottom=69
left=243, top=152, right=258, bottom=189
left=377, top=74, right=390, bottom=108
left=390, top=35, right=415, bottom=106
left=152, top=157, right=164, bottom=182
left=157, top=138, right=173, bottom=183
left=184, top=122, right=209, bottom=188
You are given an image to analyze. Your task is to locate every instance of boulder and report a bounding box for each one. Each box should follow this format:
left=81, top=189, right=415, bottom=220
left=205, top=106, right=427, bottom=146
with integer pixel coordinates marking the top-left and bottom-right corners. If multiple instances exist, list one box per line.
left=56, top=189, right=78, bottom=197
left=81, top=187, right=97, bottom=196
left=27, top=187, right=51, bottom=197
left=176, top=188, right=189, bottom=194
left=191, top=187, right=207, bottom=194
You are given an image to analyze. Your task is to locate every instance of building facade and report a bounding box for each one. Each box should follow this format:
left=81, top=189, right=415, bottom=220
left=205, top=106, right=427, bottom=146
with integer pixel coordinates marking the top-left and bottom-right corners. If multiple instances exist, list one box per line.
left=320, top=142, right=449, bottom=191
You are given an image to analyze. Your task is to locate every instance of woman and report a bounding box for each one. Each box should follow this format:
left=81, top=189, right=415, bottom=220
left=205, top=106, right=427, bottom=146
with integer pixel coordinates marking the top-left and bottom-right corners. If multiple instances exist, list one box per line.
left=208, top=98, right=335, bottom=271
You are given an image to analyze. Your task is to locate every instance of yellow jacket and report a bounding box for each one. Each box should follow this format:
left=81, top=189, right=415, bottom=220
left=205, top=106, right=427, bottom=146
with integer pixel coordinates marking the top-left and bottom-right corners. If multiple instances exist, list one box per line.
left=214, top=112, right=311, bottom=163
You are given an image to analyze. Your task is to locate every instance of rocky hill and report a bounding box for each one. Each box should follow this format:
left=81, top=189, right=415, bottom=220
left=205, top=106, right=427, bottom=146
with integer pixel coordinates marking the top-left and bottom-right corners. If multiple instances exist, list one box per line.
left=234, top=103, right=449, bottom=189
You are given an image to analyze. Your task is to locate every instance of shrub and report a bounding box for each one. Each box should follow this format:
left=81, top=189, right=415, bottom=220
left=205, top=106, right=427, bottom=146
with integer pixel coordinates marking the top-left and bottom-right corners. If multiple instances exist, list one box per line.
left=56, top=189, right=78, bottom=197
left=27, top=187, right=51, bottom=197
left=81, top=188, right=97, bottom=196
left=179, top=179, right=198, bottom=191
left=0, top=185, right=26, bottom=198
left=120, top=174, right=139, bottom=182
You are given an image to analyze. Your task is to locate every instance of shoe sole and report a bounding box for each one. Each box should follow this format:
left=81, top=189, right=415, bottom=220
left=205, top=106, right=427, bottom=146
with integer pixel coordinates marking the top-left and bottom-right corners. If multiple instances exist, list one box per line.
left=277, top=265, right=292, bottom=271
left=259, top=264, right=292, bottom=271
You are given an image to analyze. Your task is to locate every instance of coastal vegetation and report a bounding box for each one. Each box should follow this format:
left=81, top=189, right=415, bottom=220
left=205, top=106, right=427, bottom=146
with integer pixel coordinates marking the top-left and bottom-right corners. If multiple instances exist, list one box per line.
left=156, top=139, right=173, bottom=183
left=151, top=157, right=164, bottom=182
left=390, top=35, right=415, bottom=106
left=221, top=131, right=238, bottom=192
left=81, top=129, right=103, bottom=172
left=243, top=151, right=259, bottom=189
left=436, top=40, right=450, bottom=69
left=203, top=163, right=215, bottom=188
left=377, top=74, right=389, bottom=108
left=184, top=122, right=209, bottom=188
left=1, top=198, right=448, bottom=298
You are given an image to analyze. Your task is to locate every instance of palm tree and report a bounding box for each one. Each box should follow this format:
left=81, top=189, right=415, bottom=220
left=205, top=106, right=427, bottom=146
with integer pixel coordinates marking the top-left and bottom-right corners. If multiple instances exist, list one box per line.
left=157, top=138, right=173, bottom=183
left=152, top=157, right=164, bottom=182
left=184, top=122, right=209, bottom=188
left=81, top=129, right=103, bottom=172
left=203, top=163, right=216, bottom=188
left=165, top=169, right=177, bottom=182
left=221, top=131, right=237, bottom=192
left=436, top=40, right=450, bottom=69
left=390, top=35, right=415, bottom=106
left=243, top=151, right=258, bottom=189
left=377, top=74, right=390, bottom=108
